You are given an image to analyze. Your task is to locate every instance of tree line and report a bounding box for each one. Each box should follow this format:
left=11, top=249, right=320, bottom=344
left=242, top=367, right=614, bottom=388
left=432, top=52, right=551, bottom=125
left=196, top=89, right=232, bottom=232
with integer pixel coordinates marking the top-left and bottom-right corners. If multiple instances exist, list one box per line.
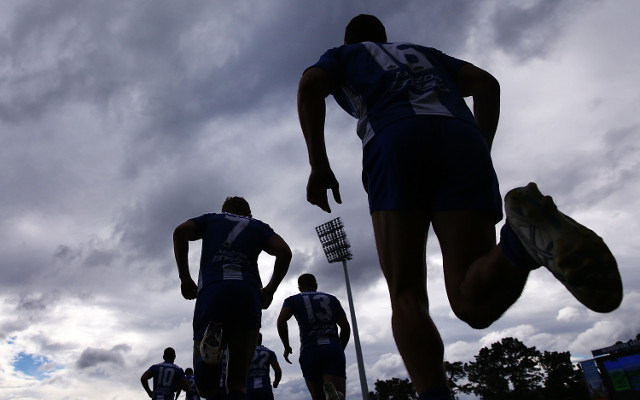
left=368, top=337, right=589, bottom=400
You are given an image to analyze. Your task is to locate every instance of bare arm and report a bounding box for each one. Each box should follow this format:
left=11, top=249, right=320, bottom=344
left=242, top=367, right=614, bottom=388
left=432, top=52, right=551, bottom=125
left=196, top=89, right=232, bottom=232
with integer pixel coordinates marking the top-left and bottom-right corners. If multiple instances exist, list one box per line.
left=178, top=376, right=191, bottom=393
left=454, top=63, right=500, bottom=149
left=261, top=234, right=292, bottom=309
left=141, top=369, right=154, bottom=398
left=173, top=220, right=201, bottom=300
left=298, top=67, right=342, bottom=212
left=271, top=360, right=283, bottom=388
left=276, top=306, right=295, bottom=364
left=336, top=312, right=351, bottom=350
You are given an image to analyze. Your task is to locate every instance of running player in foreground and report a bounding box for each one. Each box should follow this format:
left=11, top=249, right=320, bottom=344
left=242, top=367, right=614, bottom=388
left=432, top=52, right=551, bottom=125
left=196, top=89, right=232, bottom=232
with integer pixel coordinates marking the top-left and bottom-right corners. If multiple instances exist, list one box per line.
left=297, top=14, right=623, bottom=400
left=246, top=333, right=282, bottom=400
left=141, top=347, right=191, bottom=400
left=277, top=273, right=351, bottom=400
left=173, top=196, right=292, bottom=399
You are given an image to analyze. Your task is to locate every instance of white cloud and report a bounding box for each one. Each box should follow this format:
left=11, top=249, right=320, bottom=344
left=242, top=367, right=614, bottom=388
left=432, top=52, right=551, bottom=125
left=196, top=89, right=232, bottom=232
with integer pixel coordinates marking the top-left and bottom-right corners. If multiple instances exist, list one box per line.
left=1, top=1, right=638, bottom=399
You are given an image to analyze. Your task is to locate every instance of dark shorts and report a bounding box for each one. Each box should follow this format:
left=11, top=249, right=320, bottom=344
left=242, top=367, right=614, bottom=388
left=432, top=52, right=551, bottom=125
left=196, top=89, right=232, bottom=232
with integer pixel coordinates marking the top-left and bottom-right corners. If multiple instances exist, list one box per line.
left=193, top=280, right=262, bottom=341
left=362, top=116, right=503, bottom=222
left=299, top=343, right=346, bottom=380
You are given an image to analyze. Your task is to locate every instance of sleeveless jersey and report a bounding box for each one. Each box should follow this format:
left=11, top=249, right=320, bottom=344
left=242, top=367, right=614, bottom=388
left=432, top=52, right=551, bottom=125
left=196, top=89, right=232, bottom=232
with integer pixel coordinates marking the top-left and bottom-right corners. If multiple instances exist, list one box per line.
left=283, top=291, right=346, bottom=349
left=190, top=212, right=275, bottom=290
left=311, top=42, right=475, bottom=146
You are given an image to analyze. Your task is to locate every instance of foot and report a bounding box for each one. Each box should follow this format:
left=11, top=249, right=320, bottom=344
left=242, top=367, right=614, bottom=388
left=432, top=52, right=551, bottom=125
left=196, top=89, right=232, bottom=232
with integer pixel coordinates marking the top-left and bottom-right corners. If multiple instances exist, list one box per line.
left=505, top=182, right=622, bottom=313
left=323, top=381, right=342, bottom=400
left=199, top=321, right=226, bottom=366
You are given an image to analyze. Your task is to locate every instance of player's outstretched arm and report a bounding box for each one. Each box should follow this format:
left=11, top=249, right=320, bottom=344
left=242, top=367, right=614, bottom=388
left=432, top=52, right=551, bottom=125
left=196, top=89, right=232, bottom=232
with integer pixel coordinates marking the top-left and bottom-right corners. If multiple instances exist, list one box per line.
left=454, top=63, right=500, bottom=150
left=261, top=234, right=292, bottom=309
left=173, top=220, right=200, bottom=300
left=298, top=67, right=342, bottom=213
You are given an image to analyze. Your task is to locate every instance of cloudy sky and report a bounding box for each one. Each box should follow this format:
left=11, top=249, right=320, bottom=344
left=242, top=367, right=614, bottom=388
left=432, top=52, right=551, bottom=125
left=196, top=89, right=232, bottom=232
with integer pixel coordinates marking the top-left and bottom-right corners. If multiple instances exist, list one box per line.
left=1, top=0, right=639, bottom=399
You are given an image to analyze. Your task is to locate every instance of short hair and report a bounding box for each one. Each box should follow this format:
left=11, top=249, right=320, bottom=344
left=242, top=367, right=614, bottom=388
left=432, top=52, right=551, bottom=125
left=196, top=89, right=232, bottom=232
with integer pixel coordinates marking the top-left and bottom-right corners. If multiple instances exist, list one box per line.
left=222, top=196, right=252, bottom=217
left=185, top=367, right=193, bottom=374
left=163, top=347, right=176, bottom=362
left=298, top=273, right=318, bottom=290
left=344, top=14, right=387, bottom=45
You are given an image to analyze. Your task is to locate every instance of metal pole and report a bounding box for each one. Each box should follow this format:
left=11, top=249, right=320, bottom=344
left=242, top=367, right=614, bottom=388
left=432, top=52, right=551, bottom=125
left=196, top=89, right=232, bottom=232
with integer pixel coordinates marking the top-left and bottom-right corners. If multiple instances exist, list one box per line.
left=342, top=259, right=369, bottom=399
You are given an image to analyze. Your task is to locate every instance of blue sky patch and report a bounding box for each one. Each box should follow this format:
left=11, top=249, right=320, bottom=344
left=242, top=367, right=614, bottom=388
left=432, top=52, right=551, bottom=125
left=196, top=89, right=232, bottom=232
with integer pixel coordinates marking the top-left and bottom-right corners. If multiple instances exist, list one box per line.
left=13, top=352, right=60, bottom=380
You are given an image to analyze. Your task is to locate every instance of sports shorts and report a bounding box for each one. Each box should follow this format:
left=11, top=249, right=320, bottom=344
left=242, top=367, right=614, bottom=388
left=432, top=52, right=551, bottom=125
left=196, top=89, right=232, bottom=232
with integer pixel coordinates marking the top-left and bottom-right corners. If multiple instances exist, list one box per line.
left=362, top=115, right=503, bottom=222
left=299, top=342, right=346, bottom=379
left=193, top=280, right=262, bottom=340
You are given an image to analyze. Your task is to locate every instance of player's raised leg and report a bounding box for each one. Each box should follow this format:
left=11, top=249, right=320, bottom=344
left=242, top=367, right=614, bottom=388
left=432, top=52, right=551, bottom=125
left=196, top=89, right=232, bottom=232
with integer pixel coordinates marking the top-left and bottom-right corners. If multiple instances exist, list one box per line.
left=504, top=182, right=622, bottom=312
left=432, top=210, right=530, bottom=329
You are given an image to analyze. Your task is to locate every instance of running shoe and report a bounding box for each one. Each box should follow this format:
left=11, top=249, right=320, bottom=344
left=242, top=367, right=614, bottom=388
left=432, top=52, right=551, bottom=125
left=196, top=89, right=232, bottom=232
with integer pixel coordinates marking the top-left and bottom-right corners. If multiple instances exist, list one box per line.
left=199, top=321, right=226, bottom=366
left=323, top=381, right=341, bottom=400
left=505, top=182, right=622, bottom=313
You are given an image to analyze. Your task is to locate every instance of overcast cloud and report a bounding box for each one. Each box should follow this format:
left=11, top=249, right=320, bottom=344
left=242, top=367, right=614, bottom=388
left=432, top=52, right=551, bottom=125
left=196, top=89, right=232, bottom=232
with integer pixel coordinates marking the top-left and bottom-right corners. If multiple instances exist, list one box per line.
left=1, top=1, right=639, bottom=399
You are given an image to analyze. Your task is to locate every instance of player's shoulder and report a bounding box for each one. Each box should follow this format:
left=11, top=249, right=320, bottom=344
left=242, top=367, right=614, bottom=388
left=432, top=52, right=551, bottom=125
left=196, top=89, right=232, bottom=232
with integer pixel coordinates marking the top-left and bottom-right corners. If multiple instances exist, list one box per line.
left=316, top=290, right=338, bottom=299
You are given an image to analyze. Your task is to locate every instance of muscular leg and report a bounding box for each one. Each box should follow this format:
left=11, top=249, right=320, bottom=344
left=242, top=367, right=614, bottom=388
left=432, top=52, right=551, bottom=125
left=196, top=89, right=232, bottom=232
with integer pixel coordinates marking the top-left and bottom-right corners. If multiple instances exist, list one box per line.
left=226, top=328, right=260, bottom=395
left=371, top=210, right=446, bottom=393
left=431, top=210, right=529, bottom=328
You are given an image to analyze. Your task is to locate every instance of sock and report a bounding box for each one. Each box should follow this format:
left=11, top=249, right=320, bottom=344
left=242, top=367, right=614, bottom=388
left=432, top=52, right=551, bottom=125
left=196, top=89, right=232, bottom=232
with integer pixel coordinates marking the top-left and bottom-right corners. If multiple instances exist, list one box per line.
left=500, top=221, right=539, bottom=270
left=418, top=386, right=454, bottom=400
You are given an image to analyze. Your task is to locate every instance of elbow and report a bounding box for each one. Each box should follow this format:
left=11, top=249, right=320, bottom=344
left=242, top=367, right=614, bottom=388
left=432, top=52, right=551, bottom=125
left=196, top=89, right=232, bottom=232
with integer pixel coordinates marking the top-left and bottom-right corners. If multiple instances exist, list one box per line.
left=277, top=246, right=293, bottom=265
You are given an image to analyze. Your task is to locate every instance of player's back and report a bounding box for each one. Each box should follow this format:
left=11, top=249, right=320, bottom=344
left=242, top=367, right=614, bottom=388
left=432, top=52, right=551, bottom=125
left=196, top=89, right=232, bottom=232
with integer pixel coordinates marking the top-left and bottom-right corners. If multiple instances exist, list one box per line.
left=315, top=41, right=475, bottom=145
left=150, top=361, right=185, bottom=399
left=285, top=291, right=345, bottom=348
left=191, top=212, right=275, bottom=288
left=185, top=373, right=200, bottom=400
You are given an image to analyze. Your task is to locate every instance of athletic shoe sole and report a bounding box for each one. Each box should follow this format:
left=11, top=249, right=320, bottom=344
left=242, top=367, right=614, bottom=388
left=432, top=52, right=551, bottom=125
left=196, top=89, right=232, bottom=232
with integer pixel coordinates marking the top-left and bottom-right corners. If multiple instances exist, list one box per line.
left=323, top=381, right=341, bottom=400
left=505, top=182, right=622, bottom=313
left=199, top=321, right=225, bottom=366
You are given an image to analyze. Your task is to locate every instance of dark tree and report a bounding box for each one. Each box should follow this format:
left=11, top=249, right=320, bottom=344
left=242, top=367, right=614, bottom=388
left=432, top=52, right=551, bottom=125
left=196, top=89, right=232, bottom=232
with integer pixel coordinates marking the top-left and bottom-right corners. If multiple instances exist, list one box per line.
left=539, top=350, right=589, bottom=400
left=368, top=377, right=418, bottom=400
left=464, top=337, right=544, bottom=400
left=444, top=360, right=467, bottom=399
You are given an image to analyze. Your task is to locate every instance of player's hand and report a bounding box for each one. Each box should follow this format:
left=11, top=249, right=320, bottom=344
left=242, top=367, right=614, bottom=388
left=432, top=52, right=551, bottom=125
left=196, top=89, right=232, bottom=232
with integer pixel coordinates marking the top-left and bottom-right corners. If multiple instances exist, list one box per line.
left=180, top=278, right=198, bottom=300
left=306, top=166, right=341, bottom=213
left=273, top=380, right=279, bottom=388
left=283, top=345, right=293, bottom=364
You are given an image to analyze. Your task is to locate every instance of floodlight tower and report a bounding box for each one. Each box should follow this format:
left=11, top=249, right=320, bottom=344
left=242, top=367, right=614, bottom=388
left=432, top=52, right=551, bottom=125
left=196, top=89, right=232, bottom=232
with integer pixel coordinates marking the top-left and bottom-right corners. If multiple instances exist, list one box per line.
left=316, top=217, right=368, bottom=400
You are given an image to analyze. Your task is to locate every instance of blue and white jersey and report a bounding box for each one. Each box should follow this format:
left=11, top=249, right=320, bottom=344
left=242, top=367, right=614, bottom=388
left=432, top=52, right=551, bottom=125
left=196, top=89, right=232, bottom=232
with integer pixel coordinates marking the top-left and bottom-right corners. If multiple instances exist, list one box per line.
left=148, top=362, right=186, bottom=400
left=311, top=42, right=476, bottom=146
left=283, top=291, right=346, bottom=349
left=247, top=345, right=277, bottom=392
left=190, top=212, right=276, bottom=291
left=185, top=373, right=200, bottom=400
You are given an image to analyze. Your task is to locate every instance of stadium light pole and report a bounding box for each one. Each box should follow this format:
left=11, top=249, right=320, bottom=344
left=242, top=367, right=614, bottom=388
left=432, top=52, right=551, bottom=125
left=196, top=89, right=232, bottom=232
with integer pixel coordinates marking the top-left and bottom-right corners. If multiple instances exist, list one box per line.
left=316, top=217, right=368, bottom=400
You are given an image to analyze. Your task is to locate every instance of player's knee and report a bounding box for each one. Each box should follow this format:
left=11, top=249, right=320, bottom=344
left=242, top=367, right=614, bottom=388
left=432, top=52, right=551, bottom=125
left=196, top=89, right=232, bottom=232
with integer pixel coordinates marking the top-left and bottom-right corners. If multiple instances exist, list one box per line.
left=389, top=287, right=428, bottom=316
